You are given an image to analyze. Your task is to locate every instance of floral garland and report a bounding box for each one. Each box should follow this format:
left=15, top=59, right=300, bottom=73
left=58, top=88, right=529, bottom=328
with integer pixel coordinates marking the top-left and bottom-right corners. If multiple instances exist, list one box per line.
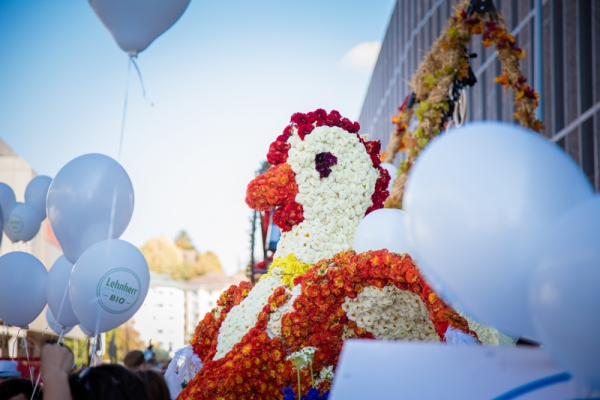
left=384, top=0, right=544, bottom=208
left=382, top=95, right=414, bottom=164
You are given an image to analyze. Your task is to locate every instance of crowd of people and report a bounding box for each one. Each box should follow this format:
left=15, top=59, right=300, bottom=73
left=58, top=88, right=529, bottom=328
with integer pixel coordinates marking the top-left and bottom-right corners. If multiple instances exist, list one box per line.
left=0, top=345, right=172, bottom=400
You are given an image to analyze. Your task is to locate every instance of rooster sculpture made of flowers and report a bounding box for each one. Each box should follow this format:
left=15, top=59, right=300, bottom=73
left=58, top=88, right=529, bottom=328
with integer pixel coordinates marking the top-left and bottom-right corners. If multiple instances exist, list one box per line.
left=176, top=109, right=511, bottom=400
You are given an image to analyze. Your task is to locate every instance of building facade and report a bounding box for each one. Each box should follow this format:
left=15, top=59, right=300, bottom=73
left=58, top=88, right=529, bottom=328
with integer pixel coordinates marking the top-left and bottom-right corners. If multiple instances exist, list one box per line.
left=183, top=273, right=249, bottom=343
left=358, top=0, right=600, bottom=191
left=134, top=273, right=187, bottom=354
left=133, top=272, right=249, bottom=354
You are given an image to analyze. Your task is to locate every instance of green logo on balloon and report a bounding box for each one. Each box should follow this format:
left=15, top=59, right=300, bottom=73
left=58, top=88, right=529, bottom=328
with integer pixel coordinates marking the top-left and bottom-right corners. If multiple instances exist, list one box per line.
left=97, top=268, right=142, bottom=314
left=8, top=215, right=23, bottom=234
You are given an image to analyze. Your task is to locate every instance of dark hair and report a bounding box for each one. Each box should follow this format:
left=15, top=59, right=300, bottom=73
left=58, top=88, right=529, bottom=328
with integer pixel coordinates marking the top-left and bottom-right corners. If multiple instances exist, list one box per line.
left=68, top=364, right=150, bottom=400
left=124, top=350, right=146, bottom=370
left=0, top=377, right=42, bottom=400
left=136, top=370, right=171, bottom=400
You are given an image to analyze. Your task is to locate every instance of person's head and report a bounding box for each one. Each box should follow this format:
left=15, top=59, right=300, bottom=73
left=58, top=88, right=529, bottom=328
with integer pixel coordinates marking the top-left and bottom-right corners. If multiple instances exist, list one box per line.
left=0, top=361, right=20, bottom=384
left=135, top=370, right=170, bottom=400
left=123, top=350, right=146, bottom=371
left=68, top=364, right=149, bottom=400
left=0, top=378, right=42, bottom=400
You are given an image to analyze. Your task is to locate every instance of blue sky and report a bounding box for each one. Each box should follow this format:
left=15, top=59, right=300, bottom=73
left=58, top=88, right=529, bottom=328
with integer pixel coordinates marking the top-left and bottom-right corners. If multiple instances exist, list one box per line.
left=0, top=0, right=395, bottom=274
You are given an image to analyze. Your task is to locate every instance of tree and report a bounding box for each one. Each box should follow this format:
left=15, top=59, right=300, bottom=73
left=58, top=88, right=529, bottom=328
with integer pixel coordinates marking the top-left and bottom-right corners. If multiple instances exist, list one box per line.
left=140, top=237, right=182, bottom=276
left=196, top=251, right=223, bottom=275
left=105, top=320, right=145, bottom=362
left=140, top=236, right=224, bottom=281
left=175, top=230, right=195, bottom=250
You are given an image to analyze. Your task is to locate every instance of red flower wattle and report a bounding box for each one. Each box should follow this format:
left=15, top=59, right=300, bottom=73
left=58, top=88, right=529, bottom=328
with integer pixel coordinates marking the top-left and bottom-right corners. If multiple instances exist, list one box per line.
left=273, top=202, right=304, bottom=232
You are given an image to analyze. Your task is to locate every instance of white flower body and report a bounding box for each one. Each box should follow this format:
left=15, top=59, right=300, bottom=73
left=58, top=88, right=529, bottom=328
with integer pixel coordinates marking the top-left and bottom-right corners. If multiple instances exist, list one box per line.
left=214, top=268, right=285, bottom=360
left=342, top=285, right=440, bottom=341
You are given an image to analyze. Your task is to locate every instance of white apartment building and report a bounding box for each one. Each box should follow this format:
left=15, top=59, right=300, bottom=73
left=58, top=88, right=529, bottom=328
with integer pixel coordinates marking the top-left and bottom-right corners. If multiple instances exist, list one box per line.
left=133, top=271, right=249, bottom=354
left=133, top=273, right=187, bottom=353
left=184, top=273, right=249, bottom=343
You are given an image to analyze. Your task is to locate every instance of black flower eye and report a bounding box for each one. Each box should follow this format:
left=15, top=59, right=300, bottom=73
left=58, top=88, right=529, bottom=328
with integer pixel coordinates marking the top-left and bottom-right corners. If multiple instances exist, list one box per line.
left=315, top=152, right=337, bottom=178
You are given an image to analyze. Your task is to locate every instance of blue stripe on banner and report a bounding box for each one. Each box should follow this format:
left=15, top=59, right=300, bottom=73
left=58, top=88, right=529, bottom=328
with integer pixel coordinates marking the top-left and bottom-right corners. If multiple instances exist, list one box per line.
left=492, top=372, right=572, bottom=400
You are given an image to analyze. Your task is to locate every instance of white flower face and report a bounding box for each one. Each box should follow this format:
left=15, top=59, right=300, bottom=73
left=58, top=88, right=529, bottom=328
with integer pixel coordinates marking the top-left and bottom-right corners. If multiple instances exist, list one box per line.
left=275, top=126, right=379, bottom=264
left=342, top=285, right=440, bottom=341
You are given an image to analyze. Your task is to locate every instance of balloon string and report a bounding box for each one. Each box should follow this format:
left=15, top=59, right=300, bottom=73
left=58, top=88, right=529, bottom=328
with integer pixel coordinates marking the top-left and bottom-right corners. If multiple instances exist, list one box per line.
left=19, top=329, right=34, bottom=384
left=30, top=370, right=42, bottom=400
left=12, top=328, right=21, bottom=361
left=80, top=336, right=89, bottom=366
left=57, top=329, right=65, bottom=344
left=91, top=334, right=100, bottom=366
left=118, top=58, right=131, bottom=161
left=55, top=264, right=75, bottom=325
left=130, top=56, right=154, bottom=107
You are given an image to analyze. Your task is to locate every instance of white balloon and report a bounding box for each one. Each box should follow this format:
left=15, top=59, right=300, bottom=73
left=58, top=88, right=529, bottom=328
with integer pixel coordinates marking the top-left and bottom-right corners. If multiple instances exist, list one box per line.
left=70, top=239, right=149, bottom=334
left=79, top=325, right=93, bottom=337
left=404, top=122, right=594, bottom=337
left=25, top=175, right=52, bottom=220
left=6, top=203, right=42, bottom=242
left=47, top=154, right=135, bottom=264
left=530, top=196, right=600, bottom=390
left=46, top=255, right=80, bottom=327
left=0, top=252, right=47, bottom=327
left=380, top=163, right=398, bottom=194
left=353, top=209, right=411, bottom=255
left=88, top=0, right=190, bottom=55
left=4, top=224, right=18, bottom=243
left=45, top=308, right=73, bottom=335
left=0, top=183, right=16, bottom=223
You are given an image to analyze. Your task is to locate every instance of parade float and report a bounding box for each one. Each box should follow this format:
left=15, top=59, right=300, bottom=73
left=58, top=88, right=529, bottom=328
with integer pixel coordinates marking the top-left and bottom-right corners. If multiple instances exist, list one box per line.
left=172, top=108, right=512, bottom=400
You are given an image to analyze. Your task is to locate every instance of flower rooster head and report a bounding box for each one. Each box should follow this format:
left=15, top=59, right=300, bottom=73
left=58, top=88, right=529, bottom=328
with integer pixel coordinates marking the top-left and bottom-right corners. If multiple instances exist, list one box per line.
left=246, top=109, right=390, bottom=264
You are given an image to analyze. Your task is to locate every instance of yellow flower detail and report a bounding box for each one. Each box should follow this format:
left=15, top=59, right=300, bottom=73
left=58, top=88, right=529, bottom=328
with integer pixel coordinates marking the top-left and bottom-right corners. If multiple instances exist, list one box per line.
left=259, top=254, right=313, bottom=288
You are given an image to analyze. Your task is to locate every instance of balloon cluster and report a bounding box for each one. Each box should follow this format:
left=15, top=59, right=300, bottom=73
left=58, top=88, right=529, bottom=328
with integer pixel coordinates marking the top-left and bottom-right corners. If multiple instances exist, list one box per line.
left=0, top=154, right=149, bottom=338
left=396, top=122, right=599, bottom=390
left=0, top=176, right=52, bottom=243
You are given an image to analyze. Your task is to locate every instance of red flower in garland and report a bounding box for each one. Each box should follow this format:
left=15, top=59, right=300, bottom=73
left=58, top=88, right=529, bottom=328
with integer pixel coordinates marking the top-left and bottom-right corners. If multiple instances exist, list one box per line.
left=267, top=126, right=293, bottom=165
left=273, top=201, right=305, bottom=232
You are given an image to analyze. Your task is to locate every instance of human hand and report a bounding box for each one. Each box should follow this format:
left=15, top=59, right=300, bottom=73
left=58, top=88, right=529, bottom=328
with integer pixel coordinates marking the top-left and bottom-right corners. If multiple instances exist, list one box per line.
left=41, top=343, right=74, bottom=378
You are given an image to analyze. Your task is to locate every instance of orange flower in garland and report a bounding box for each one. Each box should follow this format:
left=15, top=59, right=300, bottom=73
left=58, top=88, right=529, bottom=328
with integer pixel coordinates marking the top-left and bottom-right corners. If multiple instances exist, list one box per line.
left=191, top=281, right=254, bottom=362
left=182, top=287, right=296, bottom=399
left=245, top=163, right=298, bottom=212
left=181, top=327, right=295, bottom=399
